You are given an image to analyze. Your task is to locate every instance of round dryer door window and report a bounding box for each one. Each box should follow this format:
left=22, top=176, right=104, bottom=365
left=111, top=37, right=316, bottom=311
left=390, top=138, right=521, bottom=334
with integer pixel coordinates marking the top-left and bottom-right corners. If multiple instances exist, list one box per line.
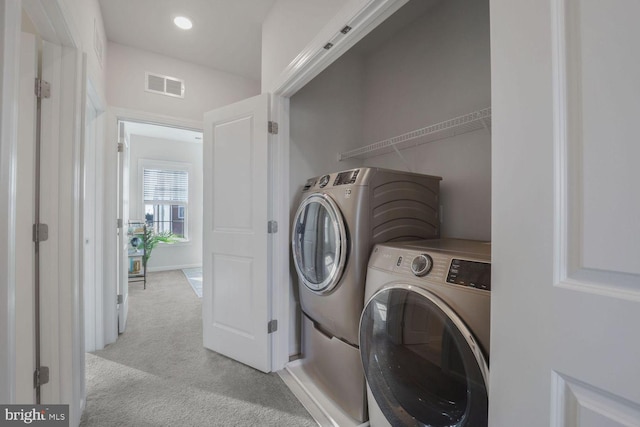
left=292, top=193, right=348, bottom=293
left=360, top=285, right=489, bottom=427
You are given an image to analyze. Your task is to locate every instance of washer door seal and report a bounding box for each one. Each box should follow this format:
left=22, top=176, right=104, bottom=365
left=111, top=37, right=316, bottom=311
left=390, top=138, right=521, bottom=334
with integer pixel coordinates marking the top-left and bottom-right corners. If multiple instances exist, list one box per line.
left=359, top=284, right=489, bottom=426
left=291, top=193, right=348, bottom=294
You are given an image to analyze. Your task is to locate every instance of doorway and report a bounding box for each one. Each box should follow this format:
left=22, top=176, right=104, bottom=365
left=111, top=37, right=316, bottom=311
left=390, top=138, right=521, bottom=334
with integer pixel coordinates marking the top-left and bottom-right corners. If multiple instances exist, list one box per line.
left=113, top=118, right=204, bottom=336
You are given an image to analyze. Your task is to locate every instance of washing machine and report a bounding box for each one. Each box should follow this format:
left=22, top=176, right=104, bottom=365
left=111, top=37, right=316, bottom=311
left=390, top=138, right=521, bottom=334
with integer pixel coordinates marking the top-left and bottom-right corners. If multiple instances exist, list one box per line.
left=289, top=167, right=442, bottom=424
left=360, top=239, right=491, bottom=426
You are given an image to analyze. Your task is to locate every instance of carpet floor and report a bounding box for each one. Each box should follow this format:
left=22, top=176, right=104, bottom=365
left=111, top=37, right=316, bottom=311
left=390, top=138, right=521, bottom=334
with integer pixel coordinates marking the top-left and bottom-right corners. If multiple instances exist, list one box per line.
left=80, top=270, right=316, bottom=427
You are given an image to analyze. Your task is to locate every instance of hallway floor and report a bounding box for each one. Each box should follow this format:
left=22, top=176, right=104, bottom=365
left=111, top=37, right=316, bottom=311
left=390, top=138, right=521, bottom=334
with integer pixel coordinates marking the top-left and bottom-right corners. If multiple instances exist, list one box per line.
left=80, top=270, right=315, bottom=426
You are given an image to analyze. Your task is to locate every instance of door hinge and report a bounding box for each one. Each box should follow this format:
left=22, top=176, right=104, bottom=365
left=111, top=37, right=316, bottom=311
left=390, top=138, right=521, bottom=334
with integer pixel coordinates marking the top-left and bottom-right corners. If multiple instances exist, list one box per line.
left=268, top=121, right=278, bottom=135
left=268, top=320, right=278, bottom=334
left=117, top=142, right=124, bottom=152
left=117, top=218, right=123, bottom=228
left=117, top=294, right=123, bottom=304
left=34, top=78, right=51, bottom=99
left=267, top=220, right=278, bottom=234
left=32, top=223, right=49, bottom=243
left=34, top=366, right=50, bottom=388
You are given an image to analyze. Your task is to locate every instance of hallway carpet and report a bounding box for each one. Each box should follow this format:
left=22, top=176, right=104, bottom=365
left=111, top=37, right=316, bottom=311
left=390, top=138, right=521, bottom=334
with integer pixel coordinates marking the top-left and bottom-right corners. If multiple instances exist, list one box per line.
left=80, top=270, right=315, bottom=427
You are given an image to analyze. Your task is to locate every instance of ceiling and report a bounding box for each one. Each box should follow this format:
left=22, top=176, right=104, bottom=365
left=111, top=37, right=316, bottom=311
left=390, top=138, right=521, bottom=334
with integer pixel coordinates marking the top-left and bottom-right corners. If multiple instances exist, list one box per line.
left=97, top=0, right=276, bottom=81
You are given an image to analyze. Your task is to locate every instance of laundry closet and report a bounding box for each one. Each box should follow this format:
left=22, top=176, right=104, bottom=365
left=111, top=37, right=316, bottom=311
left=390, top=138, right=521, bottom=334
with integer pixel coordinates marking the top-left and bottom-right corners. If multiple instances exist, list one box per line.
left=287, top=0, right=491, bottom=355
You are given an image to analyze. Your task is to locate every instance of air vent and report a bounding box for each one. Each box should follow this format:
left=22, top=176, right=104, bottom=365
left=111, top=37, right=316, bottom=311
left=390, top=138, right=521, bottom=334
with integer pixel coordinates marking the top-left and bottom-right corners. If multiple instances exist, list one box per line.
left=145, top=72, right=185, bottom=98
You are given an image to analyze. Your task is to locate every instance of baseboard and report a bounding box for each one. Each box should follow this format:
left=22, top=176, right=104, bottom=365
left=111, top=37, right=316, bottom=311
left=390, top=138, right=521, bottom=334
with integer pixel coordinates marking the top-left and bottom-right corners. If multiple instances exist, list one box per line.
left=279, top=360, right=370, bottom=427
left=147, top=264, right=201, bottom=273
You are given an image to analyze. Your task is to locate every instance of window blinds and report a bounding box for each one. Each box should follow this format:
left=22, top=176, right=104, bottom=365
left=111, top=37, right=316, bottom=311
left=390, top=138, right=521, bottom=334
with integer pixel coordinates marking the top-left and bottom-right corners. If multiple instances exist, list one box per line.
left=143, top=169, right=188, bottom=202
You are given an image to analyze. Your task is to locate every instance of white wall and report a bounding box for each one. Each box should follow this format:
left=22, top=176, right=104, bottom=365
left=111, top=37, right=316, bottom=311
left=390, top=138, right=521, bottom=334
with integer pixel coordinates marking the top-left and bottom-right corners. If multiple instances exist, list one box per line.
left=261, top=0, right=348, bottom=93
left=128, top=134, right=203, bottom=271
left=107, top=42, right=260, bottom=122
left=362, top=0, right=491, bottom=240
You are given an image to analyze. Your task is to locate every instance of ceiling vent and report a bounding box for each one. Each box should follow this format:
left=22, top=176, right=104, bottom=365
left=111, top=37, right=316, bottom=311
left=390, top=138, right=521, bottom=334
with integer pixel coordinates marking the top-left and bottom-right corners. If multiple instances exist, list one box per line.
left=145, top=72, right=185, bottom=98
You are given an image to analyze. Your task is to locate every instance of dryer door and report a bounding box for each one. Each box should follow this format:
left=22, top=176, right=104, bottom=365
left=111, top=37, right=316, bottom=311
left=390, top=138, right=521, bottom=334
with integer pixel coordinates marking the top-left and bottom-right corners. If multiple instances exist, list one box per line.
left=360, top=285, right=489, bottom=427
left=292, top=193, right=348, bottom=294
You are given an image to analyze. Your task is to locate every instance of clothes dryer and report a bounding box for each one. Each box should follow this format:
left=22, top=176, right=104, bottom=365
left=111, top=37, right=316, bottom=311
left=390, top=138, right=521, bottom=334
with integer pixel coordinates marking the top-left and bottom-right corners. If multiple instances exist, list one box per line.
left=289, top=167, right=441, bottom=424
left=360, top=239, right=491, bottom=427
left=292, top=167, right=442, bottom=346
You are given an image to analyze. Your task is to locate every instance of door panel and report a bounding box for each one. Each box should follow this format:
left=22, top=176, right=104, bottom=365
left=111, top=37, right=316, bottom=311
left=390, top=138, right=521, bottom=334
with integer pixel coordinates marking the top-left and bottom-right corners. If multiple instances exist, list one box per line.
left=490, top=0, right=640, bottom=424
left=203, top=93, right=271, bottom=373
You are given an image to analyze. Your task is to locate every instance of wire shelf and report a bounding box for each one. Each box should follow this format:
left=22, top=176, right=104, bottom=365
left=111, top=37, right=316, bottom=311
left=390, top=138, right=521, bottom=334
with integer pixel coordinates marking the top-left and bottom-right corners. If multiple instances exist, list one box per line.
left=338, top=107, right=492, bottom=161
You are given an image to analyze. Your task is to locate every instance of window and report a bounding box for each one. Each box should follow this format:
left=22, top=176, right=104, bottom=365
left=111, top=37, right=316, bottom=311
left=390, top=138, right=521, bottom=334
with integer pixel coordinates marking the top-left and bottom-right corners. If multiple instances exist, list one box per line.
left=143, top=167, right=188, bottom=239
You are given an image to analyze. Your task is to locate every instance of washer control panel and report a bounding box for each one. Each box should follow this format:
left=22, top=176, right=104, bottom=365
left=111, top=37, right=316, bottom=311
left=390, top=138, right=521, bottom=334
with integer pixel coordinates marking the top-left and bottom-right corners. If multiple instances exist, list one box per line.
left=369, top=241, right=491, bottom=292
left=411, top=254, right=433, bottom=277
left=447, top=259, right=491, bottom=290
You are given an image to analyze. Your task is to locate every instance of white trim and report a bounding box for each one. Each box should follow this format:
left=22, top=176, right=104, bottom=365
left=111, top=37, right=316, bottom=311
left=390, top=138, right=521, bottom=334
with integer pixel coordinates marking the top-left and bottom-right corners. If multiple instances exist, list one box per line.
left=0, top=0, right=21, bottom=404
left=110, top=107, right=203, bottom=132
left=83, top=76, right=107, bottom=353
left=269, top=95, right=290, bottom=371
left=147, top=263, right=201, bottom=273
left=20, top=1, right=84, bottom=423
left=270, top=0, right=408, bottom=97
left=22, top=0, right=80, bottom=47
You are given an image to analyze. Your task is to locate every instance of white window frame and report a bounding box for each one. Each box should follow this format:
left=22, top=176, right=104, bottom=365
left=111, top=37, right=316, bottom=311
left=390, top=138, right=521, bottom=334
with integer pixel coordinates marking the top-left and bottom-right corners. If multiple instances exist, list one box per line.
left=139, top=159, right=191, bottom=242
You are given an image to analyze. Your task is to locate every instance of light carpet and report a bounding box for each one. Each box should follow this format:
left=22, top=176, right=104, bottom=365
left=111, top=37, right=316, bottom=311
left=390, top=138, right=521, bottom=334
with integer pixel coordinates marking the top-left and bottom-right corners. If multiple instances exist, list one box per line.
left=182, top=267, right=203, bottom=298
left=80, top=270, right=315, bottom=427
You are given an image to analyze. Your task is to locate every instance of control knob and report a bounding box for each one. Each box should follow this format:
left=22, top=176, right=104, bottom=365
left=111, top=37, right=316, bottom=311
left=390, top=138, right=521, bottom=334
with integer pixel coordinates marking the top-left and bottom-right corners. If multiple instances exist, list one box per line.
left=411, top=254, right=433, bottom=277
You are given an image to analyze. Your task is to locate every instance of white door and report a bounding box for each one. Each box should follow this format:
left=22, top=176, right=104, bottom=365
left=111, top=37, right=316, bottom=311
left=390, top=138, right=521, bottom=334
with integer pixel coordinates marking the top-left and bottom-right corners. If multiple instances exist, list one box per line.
left=203, top=93, right=271, bottom=373
left=117, top=121, right=129, bottom=333
left=15, top=31, right=37, bottom=403
left=490, top=0, right=640, bottom=425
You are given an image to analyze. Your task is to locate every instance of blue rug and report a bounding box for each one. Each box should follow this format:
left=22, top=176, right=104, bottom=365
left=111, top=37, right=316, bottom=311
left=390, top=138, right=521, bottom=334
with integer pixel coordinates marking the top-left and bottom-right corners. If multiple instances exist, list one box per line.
left=181, top=267, right=202, bottom=298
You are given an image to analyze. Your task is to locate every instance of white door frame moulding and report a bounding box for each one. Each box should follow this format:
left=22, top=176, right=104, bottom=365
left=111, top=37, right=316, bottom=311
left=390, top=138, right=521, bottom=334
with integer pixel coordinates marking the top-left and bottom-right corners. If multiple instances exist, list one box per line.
left=268, top=0, right=407, bottom=371
left=3, top=1, right=83, bottom=424
left=82, top=74, right=106, bottom=354
left=104, top=107, right=202, bottom=344
left=269, top=0, right=408, bottom=98
left=0, top=0, right=22, bottom=404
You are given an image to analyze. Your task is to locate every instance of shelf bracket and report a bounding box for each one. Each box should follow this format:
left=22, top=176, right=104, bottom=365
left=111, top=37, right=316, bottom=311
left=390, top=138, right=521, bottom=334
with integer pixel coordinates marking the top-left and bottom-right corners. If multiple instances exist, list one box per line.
left=392, top=145, right=413, bottom=172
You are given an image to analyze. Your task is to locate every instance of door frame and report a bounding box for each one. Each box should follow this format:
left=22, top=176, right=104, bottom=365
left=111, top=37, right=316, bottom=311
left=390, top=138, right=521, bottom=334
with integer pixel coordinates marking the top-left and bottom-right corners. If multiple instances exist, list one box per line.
left=1, top=0, right=84, bottom=422
left=268, top=0, right=409, bottom=371
left=82, top=77, right=105, bottom=352
left=104, top=107, right=202, bottom=344
left=0, top=0, right=22, bottom=403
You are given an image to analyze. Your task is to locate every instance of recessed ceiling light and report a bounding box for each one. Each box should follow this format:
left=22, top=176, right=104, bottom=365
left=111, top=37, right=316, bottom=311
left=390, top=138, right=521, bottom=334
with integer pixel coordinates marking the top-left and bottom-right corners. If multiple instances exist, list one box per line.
left=174, top=16, right=193, bottom=30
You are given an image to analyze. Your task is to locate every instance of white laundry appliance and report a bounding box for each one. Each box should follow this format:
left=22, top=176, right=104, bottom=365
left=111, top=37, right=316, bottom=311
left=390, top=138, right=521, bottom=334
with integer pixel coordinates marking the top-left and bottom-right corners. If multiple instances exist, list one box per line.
left=360, top=239, right=491, bottom=426
left=288, top=167, right=442, bottom=425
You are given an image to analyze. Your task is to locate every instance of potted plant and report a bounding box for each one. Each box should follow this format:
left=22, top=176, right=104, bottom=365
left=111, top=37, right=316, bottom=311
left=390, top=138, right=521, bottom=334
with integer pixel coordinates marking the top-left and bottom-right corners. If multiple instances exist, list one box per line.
left=142, top=227, right=179, bottom=268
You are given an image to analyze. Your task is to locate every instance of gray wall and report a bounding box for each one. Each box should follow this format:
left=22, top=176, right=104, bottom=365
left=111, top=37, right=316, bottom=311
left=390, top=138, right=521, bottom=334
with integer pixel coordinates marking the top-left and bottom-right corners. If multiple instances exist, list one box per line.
left=362, top=0, right=491, bottom=241
left=288, top=0, right=491, bottom=355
